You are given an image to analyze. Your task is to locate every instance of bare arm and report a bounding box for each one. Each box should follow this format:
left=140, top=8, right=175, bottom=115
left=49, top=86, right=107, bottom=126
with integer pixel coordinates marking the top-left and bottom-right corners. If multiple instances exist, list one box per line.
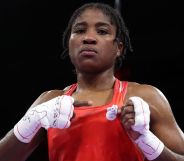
left=0, top=128, right=46, bottom=161
left=0, top=88, right=91, bottom=161
left=123, top=82, right=184, bottom=161
left=129, top=84, right=184, bottom=161
left=147, top=86, right=184, bottom=161
left=0, top=90, right=63, bottom=161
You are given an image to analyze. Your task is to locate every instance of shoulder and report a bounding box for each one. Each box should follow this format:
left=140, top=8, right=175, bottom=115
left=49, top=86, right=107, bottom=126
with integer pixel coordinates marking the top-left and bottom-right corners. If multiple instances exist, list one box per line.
left=41, top=84, right=73, bottom=98
left=126, top=81, right=171, bottom=119
left=30, top=85, right=73, bottom=108
left=126, top=81, right=173, bottom=129
left=125, top=83, right=184, bottom=154
left=126, top=81, right=168, bottom=104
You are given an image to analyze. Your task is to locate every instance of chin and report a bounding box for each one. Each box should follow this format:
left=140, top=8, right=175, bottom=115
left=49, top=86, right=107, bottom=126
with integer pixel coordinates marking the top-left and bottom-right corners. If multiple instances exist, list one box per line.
left=77, top=65, right=99, bottom=73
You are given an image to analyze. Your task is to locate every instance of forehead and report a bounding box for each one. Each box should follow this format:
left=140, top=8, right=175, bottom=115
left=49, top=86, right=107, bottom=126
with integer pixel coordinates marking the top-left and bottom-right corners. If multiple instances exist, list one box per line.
left=73, top=8, right=114, bottom=27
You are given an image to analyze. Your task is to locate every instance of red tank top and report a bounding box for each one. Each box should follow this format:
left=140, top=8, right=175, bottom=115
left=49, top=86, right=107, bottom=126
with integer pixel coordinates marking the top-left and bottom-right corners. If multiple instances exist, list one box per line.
left=47, top=79, right=144, bottom=161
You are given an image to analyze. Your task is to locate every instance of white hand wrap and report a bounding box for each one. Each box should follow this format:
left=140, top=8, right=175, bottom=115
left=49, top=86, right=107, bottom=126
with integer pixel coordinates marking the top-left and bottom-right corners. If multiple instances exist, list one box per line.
left=14, top=95, right=74, bottom=143
left=129, top=96, right=164, bottom=160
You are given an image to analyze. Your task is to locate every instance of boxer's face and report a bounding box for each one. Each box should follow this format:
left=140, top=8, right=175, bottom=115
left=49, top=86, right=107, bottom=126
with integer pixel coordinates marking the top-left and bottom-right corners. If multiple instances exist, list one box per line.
left=68, top=8, right=122, bottom=74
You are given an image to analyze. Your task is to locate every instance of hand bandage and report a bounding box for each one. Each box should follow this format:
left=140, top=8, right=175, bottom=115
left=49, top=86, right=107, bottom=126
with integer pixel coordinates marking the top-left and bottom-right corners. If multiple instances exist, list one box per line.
left=129, top=97, right=150, bottom=134
left=14, top=95, right=74, bottom=143
left=129, top=96, right=164, bottom=160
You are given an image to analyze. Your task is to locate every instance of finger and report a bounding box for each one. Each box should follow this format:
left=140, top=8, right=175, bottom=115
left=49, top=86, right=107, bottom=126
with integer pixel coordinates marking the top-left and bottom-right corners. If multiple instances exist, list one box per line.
left=121, top=112, right=135, bottom=124
left=126, top=99, right=134, bottom=105
left=123, top=118, right=135, bottom=130
left=117, top=105, right=130, bottom=114
left=71, top=112, right=76, bottom=120
left=118, top=104, right=134, bottom=115
left=73, top=100, right=93, bottom=107
left=128, top=130, right=141, bottom=140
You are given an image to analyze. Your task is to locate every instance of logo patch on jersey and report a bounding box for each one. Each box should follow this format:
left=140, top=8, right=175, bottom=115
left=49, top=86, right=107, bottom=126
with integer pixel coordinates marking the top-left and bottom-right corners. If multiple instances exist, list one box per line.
left=106, top=105, right=118, bottom=120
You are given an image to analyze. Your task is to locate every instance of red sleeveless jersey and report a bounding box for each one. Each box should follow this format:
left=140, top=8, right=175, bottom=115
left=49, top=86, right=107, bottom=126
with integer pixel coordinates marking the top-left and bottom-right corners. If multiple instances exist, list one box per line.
left=47, top=79, right=144, bottom=161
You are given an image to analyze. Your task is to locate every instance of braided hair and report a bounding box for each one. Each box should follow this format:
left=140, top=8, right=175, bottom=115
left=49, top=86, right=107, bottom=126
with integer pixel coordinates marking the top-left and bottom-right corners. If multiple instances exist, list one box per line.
left=61, top=2, right=133, bottom=70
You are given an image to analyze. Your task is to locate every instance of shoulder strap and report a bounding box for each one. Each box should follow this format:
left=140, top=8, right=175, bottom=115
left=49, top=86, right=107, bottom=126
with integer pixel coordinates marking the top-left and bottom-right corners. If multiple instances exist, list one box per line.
left=114, top=81, right=128, bottom=107
left=63, top=83, right=77, bottom=95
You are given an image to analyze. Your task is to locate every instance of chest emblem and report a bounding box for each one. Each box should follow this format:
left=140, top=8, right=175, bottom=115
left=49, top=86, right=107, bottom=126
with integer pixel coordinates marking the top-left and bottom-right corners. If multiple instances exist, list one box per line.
left=106, top=105, right=118, bottom=121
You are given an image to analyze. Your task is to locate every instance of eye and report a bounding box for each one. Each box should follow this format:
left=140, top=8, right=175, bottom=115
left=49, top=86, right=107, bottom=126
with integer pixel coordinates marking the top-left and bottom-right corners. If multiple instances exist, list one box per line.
left=72, top=28, right=85, bottom=34
left=97, top=29, right=109, bottom=35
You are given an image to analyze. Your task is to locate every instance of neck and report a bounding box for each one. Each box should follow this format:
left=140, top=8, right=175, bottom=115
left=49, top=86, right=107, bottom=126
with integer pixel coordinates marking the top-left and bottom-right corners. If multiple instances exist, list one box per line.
left=76, top=69, right=116, bottom=92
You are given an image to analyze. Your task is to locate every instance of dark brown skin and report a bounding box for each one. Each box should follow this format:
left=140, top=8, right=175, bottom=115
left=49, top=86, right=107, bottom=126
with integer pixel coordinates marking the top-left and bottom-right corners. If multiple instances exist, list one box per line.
left=124, top=83, right=184, bottom=160
left=0, top=8, right=184, bottom=161
left=0, top=90, right=91, bottom=161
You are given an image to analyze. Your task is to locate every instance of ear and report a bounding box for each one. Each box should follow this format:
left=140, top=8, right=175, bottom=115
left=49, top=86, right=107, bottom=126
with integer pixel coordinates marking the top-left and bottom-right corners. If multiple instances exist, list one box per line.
left=116, top=42, right=124, bottom=57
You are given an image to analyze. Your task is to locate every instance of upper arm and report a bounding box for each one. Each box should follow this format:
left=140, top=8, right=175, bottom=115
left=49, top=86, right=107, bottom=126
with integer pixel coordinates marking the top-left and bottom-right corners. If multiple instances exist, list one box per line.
left=141, top=85, right=184, bottom=154
left=0, top=89, right=65, bottom=161
left=22, top=89, right=65, bottom=153
left=30, top=89, right=65, bottom=108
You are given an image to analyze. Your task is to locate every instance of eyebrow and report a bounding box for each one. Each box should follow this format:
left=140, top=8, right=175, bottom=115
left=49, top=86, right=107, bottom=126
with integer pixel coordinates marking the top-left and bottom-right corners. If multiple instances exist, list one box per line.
left=73, top=21, right=112, bottom=28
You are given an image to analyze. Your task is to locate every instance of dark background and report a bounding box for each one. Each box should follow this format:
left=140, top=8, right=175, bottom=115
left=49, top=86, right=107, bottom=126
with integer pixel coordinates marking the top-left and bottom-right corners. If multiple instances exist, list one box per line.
left=1, top=0, right=183, bottom=160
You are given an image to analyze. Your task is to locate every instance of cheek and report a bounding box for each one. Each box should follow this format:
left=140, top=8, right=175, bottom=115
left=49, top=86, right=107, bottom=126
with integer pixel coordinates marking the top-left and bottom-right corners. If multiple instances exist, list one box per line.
left=68, top=38, right=80, bottom=65
left=101, top=43, right=118, bottom=59
left=68, top=36, right=80, bottom=56
left=68, top=38, right=74, bottom=55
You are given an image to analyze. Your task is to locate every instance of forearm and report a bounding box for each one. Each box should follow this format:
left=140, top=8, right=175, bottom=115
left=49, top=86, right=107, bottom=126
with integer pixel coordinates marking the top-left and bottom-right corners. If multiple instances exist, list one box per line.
left=0, top=129, right=46, bottom=161
left=0, top=129, right=31, bottom=161
left=154, top=146, right=184, bottom=161
left=0, top=95, right=74, bottom=161
left=122, top=97, right=184, bottom=161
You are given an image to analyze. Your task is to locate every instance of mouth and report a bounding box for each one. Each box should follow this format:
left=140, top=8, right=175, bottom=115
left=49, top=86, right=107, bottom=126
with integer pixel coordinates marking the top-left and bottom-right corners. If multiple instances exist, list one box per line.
left=79, top=48, right=97, bottom=57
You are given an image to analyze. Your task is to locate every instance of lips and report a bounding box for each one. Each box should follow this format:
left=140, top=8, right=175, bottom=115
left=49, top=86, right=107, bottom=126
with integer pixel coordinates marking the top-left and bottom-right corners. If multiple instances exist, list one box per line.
left=79, top=47, right=97, bottom=57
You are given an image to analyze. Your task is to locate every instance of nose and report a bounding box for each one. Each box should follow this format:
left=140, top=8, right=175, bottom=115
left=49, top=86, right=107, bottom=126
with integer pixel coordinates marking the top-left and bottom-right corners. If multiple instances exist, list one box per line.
left=82, top=32, right=97, bottom=45
left=83, top=38, right=96, bottom=44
